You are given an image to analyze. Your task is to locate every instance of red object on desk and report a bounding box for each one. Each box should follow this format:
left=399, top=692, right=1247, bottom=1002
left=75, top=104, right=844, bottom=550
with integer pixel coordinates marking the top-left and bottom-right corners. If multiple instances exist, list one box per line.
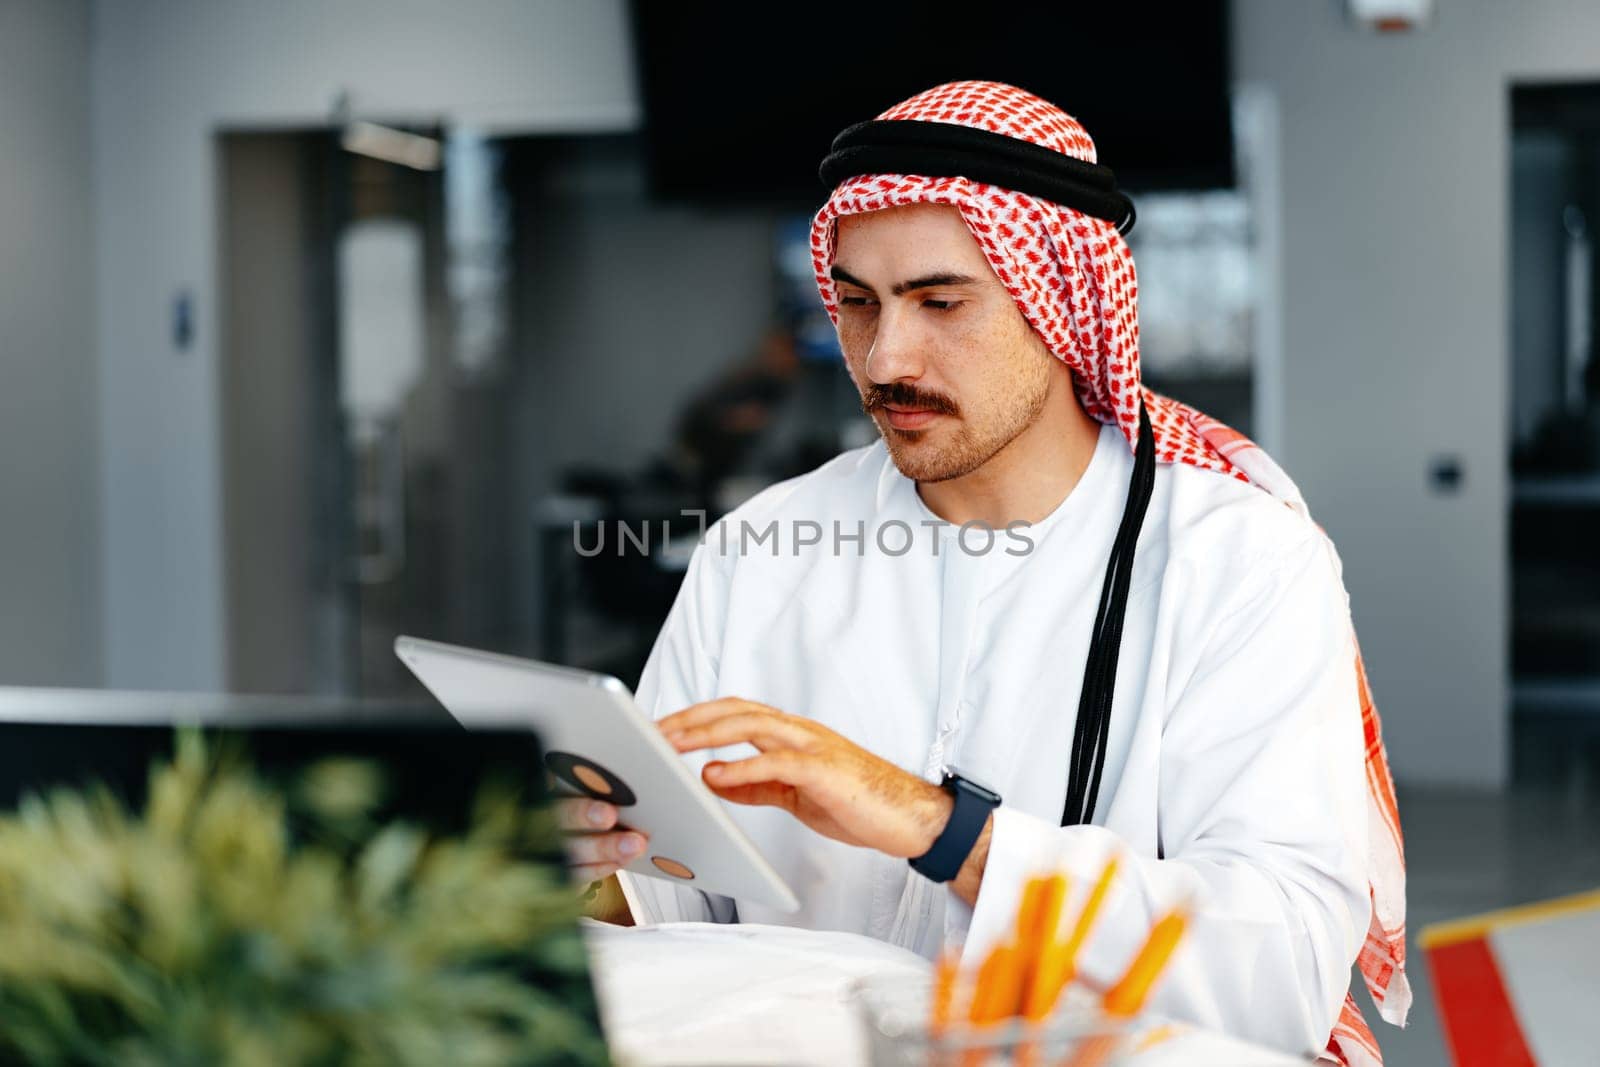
left=1425, top=937, right=1535, bottom=1067
left=1419, top=888, right=1600, bottom=1067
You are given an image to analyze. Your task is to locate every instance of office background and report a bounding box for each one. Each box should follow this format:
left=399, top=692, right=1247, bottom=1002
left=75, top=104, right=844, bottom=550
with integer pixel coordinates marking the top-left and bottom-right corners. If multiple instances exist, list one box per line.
left=3, top=2, right=1599, bottom=1063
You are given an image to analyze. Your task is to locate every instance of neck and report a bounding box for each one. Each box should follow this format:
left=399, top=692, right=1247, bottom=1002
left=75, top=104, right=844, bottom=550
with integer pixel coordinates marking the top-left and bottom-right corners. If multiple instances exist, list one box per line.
left=916, top=365, right=1103, bottom=529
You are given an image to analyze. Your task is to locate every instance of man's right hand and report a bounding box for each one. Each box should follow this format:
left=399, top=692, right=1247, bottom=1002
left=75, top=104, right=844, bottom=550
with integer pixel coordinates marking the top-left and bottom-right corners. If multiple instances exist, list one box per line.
left=555, top=797, right=650, bottom=883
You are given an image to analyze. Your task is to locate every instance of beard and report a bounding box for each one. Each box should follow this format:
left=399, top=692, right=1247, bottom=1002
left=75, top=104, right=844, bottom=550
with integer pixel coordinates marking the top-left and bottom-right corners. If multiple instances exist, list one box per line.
left=868, top=364, right=1052, bottom=483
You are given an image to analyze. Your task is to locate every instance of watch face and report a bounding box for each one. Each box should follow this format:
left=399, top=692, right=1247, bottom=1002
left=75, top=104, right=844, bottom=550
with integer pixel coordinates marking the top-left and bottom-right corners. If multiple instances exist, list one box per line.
left=942, top=765, right=1001, bottom=805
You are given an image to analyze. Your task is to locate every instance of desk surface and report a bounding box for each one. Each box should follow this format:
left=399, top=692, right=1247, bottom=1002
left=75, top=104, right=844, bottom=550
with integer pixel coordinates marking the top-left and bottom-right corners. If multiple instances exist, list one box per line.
left=583, top=920, right=1308, bottom=1067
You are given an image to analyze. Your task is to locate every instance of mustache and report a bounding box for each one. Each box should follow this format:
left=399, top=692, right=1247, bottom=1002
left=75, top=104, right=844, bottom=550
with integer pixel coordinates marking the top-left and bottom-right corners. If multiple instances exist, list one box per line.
left=861, top=382, right=960, bottom=418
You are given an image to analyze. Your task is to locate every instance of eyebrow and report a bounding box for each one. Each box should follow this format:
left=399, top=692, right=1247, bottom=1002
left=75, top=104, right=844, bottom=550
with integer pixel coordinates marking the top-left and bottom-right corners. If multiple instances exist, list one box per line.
left=830, top=265, right=981, bottom=297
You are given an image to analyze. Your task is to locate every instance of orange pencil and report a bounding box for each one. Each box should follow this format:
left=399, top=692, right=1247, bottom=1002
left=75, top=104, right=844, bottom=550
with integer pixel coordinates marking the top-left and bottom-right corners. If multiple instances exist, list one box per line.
left=1010, top=877, right=1050, bottom=1006
left=1055, top=1032, right=1118, bottom=1067
left=1063, top=857, right=1119, bottom=963
left=1035, top=856, right=1119, bottom=1011
left=1017, top=876, right=1068, bottom=1017
left=959, top=944, right=1027, bottom=1067
left=1035, top=874, right=1069, bottom=945
left=1055, top=910, right=1189, bottom=1067
left=1022, top=938, right=1075, bottom=1020
left=959, top=946, right=1001, bottom=1067
left=931, top=950, right=959, bottom=1037
left=1102, top=909, right=1188, bottom=1017
left=1022, top=877, right=1068, bottom=994
left=1015, top=874, right=1068, bottom=1067
left=969, top=945, right=1025, bottom=1024
left=1014, top=876, right=1049, bottom=943
left=928, top=950, right=960, bottom=1067
left=957, top=939, right=1009, bottom=1067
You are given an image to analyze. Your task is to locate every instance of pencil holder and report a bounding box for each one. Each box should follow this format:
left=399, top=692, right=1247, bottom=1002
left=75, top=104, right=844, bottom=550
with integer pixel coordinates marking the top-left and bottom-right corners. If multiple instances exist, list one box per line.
left=851, top=971, right=1134, bottom=1067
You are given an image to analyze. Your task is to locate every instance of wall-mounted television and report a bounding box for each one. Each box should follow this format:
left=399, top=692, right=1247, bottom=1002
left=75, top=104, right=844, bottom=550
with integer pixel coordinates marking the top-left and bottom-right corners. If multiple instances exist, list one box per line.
left=629, top=1, right=1234, bottom=207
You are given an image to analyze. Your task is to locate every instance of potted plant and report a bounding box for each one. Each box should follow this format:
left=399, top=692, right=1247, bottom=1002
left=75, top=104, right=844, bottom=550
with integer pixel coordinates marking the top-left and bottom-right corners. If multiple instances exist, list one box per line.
left=0, top=731, right=609, bottom=1066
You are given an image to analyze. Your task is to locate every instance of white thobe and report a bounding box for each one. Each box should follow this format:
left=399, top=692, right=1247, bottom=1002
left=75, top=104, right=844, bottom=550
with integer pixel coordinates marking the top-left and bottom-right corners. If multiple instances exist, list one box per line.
left=615, top=422, right=1369, bottom=1059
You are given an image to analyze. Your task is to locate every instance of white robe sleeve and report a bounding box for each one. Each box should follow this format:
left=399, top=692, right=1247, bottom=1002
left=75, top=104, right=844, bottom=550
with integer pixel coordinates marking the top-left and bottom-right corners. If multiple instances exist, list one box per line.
left=961, top=532, right=1370, bottom=1058
left=614, top=539, right=740, bottom=926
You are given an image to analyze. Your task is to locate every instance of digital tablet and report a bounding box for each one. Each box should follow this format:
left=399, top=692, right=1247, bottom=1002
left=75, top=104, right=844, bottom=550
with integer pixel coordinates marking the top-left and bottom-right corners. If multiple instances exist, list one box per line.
left=394, top=635, right=800, bottom=913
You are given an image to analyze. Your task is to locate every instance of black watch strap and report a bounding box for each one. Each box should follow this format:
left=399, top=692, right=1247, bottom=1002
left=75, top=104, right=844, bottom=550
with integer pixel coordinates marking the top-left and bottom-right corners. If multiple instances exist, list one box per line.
left=909, top=772, right=1000, bottom=884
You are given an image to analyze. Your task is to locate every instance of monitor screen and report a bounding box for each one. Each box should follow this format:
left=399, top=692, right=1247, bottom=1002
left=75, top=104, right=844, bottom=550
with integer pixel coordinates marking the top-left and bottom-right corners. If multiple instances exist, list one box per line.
left=629, top=1, right=1235, bottom=205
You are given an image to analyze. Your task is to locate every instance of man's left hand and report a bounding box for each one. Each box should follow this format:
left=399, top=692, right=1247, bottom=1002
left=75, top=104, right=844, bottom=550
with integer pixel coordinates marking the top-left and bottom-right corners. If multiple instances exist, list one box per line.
left=659, top=697, right=952, bottom=859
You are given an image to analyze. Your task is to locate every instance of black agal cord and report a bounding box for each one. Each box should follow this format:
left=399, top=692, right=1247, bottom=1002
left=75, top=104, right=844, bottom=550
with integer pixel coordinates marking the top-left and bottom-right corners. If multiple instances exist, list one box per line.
left=1062, top=400, right=1155, bottom=826
left=819, top=119, right=1137, bottom=235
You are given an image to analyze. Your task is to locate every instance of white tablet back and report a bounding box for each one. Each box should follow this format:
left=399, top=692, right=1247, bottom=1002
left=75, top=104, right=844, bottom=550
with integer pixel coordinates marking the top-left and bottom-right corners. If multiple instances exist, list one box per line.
left=395, top=635, right=799, bottom=912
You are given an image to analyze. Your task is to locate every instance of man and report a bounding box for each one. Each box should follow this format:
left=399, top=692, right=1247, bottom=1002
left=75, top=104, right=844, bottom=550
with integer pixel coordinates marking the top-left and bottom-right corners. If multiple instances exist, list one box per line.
left=559, top=82, right=1408, bottom=1064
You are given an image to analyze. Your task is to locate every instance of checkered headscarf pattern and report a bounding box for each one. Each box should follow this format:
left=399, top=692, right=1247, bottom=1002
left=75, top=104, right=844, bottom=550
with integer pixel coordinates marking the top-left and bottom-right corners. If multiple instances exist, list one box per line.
left=810, top=81, right=1410, bottom=1066
left=812, top=80, right=1246, bottom=480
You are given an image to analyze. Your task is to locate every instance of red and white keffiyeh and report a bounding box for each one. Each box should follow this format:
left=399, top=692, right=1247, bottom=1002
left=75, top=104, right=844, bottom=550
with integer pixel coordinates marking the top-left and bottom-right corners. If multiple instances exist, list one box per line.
left=809, top=80, right=1409, bottom=1066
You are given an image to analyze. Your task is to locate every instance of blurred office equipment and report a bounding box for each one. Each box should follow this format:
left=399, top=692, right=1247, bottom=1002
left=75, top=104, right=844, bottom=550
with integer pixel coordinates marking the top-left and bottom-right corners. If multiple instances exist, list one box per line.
left=1510, top=84, right=1600, bottom=719
left=629, top=1, right=1236, bottom=203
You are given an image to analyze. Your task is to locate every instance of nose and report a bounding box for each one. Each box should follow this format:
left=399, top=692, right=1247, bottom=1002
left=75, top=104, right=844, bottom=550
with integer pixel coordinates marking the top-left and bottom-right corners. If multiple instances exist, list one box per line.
left=864, top=304, right=926, bottom=385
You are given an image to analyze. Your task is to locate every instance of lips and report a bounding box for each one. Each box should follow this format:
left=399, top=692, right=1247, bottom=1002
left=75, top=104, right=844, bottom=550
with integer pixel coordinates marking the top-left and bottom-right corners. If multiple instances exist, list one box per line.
left=883, top=405, right=943, bottom=431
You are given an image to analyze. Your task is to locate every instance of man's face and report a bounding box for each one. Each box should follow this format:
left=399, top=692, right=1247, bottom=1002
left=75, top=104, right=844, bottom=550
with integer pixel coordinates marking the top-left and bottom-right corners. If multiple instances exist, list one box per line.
left=831, top=202, right=1056, bottom=483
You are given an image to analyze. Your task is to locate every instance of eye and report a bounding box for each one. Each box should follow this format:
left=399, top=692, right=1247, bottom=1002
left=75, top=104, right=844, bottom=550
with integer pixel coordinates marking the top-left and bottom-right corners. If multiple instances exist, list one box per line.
left=839, top=294, right=876, bottom=308
left=923, top=299, right=962, bottom=311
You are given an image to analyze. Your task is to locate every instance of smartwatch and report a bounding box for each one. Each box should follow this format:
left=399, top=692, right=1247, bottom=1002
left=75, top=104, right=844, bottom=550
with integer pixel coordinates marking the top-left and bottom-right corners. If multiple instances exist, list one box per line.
left=908, top=766, right=1002, bottom=884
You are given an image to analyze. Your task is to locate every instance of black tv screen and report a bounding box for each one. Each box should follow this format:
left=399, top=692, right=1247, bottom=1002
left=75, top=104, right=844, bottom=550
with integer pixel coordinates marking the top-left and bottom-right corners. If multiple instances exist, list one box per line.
left=629, top=1, right=1234, bottom=206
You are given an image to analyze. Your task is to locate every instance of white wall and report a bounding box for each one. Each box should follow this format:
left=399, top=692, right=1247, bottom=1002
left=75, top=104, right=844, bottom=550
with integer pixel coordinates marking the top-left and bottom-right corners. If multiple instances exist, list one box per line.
left=89, top=0, right=639, bottom=690
left=0, top=0, right=100, bottom=685
left=1235, top=0, right=1600, bottom=787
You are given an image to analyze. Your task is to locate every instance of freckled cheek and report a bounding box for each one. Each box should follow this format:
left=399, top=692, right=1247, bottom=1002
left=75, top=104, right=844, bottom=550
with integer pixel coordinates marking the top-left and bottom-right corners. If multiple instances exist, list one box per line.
left=929, top=329, right=980, bottom=382
left=836, top=322, right=873, bottom=379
